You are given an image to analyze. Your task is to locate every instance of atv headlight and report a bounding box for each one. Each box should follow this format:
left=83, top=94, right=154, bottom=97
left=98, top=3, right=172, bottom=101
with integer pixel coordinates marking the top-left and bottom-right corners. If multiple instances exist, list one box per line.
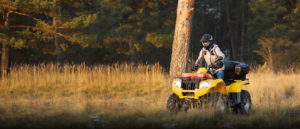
left=173, top=80, right=182, bottom=88
left=199, top=81, right=212, bottom=88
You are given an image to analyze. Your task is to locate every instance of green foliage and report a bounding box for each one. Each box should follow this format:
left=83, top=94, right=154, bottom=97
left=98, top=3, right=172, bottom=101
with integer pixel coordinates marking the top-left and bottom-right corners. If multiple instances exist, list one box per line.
left=103, top=36, right=136, bottom=56
left=70, top=33, right=97, bottom=48
left=62, top=14, right=97, bottom=29
left=249, top=0, right=300, bottom=68
left=145, top=33, right=173, bottom=48
left=0, top=0, right=98, bottom=58
left=254, top=37, right=297, bottom=70
left=95, top=0, right=176, bottom=63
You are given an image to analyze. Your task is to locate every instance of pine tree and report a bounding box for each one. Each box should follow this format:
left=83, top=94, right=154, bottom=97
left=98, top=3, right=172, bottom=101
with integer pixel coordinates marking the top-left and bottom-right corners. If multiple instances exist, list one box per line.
left=0, top=0, right=97, bottom=75
left=96, top=0, right=176, bottom=63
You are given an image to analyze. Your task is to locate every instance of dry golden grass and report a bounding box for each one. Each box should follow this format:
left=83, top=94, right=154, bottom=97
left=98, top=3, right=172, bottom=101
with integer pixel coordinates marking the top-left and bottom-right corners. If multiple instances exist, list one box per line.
left=0, top=63, right=299, bottom=129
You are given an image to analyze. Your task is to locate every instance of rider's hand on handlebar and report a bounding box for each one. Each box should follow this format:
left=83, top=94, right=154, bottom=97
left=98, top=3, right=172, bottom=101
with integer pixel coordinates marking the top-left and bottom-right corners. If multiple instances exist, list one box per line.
left=208, top=64, right=213, bottom=69
left=216, top=56, right=223, bottom=61
left=209, top=61, right=223, bottom=69
left=214, top=61, right=223, bottom=68
left=192, top=64, right=200, bottom=71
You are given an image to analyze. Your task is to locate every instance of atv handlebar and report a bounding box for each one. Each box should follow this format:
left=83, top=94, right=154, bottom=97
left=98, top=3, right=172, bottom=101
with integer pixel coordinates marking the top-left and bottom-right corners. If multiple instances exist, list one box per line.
left=192, top=65, right=200, bottom=71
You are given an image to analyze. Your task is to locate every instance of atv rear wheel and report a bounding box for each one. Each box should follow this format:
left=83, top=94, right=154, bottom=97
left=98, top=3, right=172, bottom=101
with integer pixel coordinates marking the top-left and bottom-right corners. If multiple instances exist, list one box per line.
left=233, top=90, right=251, bottom=114
left=167, top=93, right=182, bottom=113
left=239, top=90, right=251, bottom=114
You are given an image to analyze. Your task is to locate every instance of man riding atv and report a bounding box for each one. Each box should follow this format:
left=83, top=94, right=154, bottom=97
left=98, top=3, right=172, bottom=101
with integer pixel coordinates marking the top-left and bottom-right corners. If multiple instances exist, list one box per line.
left=195, top=34, right=225, bottom=79
left=166, top=34, right=251, bottom=113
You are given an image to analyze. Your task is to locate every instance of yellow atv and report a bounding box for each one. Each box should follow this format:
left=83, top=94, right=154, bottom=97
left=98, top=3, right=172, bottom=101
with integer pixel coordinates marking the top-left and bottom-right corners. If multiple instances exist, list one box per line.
left=167, top=61, right=251, bottom=113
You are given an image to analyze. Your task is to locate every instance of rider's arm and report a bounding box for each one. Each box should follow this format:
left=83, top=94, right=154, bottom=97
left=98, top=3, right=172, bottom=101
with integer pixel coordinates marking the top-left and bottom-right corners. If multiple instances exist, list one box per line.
left=195, top=49, right=204, bottom=65
left=215, top=47, right=225, bottom=62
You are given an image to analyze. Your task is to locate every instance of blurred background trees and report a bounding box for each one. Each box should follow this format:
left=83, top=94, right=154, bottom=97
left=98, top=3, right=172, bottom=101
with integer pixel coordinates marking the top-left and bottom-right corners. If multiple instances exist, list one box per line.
left=1, top=0, right=300, bottom=72
left=0, top=0, right=97, bottom=75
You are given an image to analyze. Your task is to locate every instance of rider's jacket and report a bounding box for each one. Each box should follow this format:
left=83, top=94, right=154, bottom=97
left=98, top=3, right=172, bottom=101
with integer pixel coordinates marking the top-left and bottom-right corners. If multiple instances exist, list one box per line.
left=195, top=43, right=225, bottom=73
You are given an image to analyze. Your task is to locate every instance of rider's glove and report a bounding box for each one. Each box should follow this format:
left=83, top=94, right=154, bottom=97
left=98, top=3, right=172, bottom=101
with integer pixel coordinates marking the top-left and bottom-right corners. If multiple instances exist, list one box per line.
left=192, top=64, right=200, bottom=71
left=211, top=56, right=224, bottom=69
left=208, top=64, right=213, bottom=69
left=216, top=56, right=223, bottom=61
left=213, top=61, right=223, bottom=69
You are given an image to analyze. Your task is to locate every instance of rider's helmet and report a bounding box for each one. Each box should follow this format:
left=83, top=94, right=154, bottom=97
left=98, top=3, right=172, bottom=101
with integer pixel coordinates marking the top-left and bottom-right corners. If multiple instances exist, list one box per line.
left=200, top=34, right=213, bottom=49
left=200, top=34, right=213, bottom=43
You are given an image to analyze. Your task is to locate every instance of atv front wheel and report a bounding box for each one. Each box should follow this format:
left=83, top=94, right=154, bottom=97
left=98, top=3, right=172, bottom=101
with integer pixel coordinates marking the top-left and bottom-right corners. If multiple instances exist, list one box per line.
left=167, top=93, right=182, bottom=113
left=210, top=93, right=227, bottom=112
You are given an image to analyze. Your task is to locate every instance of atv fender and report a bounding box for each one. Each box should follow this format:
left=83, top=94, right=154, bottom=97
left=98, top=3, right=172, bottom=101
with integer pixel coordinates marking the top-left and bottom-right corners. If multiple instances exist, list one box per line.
left=226, top=80, right=249, bottom=93
left=194, top=79, right=227, bottom=98
left=207, top=79, right=227, bottom=95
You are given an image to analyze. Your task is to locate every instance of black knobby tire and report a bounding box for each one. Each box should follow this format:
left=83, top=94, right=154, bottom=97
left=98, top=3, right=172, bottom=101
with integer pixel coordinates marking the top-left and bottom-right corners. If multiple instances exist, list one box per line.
left=166, top=93, right=182, bottom=113
left=239, top=90, right=251, bottom=114
left=209, top=93, right=227, bottom=112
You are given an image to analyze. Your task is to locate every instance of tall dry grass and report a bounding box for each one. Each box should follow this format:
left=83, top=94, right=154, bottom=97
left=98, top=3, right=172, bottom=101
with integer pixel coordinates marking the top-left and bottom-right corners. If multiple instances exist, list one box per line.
left=0, top=63, right=299, bottom=129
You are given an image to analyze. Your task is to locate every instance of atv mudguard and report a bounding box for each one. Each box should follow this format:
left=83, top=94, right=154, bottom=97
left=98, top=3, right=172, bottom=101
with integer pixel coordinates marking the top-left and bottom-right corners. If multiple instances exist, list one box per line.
left=226, top=80, right=249, bottom=94
left=205, top=79, right=227, bottom=95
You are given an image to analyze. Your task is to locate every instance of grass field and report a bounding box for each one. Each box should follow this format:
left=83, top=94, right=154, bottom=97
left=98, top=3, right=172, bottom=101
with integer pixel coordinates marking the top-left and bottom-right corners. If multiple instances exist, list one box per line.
left=0, top=63, right=300, bottom=129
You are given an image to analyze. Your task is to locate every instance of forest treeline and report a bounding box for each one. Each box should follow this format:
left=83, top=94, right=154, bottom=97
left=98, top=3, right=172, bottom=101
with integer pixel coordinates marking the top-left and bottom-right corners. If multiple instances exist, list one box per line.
left=1, top=0, right=300, bottom=72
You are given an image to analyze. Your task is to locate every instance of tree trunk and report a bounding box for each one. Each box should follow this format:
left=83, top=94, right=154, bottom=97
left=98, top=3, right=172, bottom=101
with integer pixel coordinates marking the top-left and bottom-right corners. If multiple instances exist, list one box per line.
left=221, top=25, right=227, bottom=49
left=202, top=5, right=208, bottom=33
left=1, top=43, right=10, bottom=76
left=169, top=0, right=195, bottom=77
left=234, top=20, right=239, bottom=59
left=214, top=18, right=217, bottom=44
left=53, top=16, right=64, bottom=64
left=226, top=0, right=236, bottom=60
left=129, top=42, right=137, bottom=64
left=54, top=1, right=64, bottom=64
left=1, top=10, right=10, bottom=76
left=240, top=0, right=245, bottom=62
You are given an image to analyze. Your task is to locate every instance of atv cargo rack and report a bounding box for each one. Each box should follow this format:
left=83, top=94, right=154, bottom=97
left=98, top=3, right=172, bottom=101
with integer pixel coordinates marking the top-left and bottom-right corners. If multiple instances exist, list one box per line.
left=224, top=61, right=250, bottom=80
